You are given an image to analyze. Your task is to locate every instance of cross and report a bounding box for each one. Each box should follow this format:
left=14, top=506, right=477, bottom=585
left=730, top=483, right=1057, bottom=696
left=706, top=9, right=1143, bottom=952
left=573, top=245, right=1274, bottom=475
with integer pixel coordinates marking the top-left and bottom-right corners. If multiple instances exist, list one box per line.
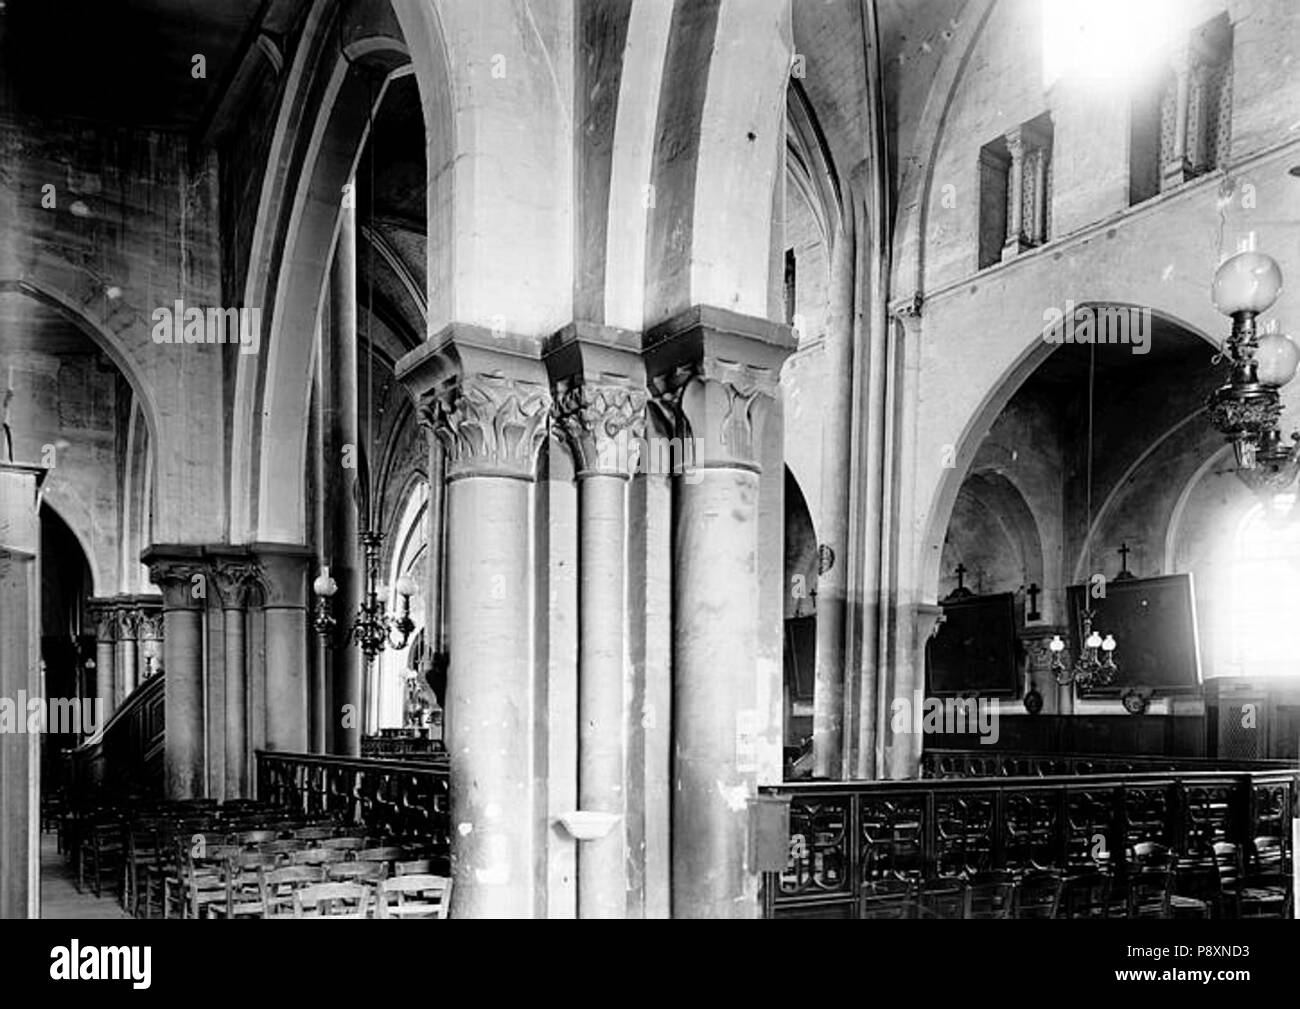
left=954, top=563, right=967, bottom=591
left=1116, top=541, right=1134, bottom=581
left=1026, top=582, right=1041, bottom=621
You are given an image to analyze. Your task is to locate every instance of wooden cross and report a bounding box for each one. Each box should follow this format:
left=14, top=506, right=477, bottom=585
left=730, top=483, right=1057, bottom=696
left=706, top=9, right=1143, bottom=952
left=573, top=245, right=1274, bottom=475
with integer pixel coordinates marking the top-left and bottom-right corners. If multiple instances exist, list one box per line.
left=1116, top=541, right=1134, bottom=581
left=946, top=562, right=974, bottom=600
left=1026, top=582, right=1041, bottom=621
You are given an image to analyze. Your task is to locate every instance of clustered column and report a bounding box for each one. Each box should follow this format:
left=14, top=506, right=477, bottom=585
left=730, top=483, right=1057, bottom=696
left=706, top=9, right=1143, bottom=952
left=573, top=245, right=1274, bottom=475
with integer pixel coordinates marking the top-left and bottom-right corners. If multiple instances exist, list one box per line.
left=143, top=548, right=207, bottom=799
left=212, top=558, right=260, bottom=798
left=547, top=325, right=647, bottom=919
left=88, top=601, right=118, bottom=722
left=644, top=307, right=793, bottom=919
left=398, top=331, right=551, bottom=919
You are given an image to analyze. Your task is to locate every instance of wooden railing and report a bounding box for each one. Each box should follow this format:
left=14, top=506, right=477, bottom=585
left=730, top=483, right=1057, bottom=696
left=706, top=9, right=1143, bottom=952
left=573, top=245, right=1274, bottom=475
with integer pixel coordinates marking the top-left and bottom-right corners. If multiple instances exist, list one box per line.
left=255, top=751, right=450, bottom=864
left=66, top=673, right=165, bottom=804
left=762, top=769, right=1299, bottom=918
left=921, top=749, right=1294, bottom=779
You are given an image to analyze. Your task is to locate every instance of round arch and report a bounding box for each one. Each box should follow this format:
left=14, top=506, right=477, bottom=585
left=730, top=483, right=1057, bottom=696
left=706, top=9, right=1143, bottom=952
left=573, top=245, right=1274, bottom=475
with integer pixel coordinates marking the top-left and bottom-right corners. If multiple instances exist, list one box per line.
left=917, top=303, right=1221, bottom=606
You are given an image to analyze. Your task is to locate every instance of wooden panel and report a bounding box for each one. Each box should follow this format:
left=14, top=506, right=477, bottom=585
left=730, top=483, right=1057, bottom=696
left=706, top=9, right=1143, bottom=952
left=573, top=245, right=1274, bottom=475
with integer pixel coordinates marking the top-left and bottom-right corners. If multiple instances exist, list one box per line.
left=926, top=593, right=1018, bottom=697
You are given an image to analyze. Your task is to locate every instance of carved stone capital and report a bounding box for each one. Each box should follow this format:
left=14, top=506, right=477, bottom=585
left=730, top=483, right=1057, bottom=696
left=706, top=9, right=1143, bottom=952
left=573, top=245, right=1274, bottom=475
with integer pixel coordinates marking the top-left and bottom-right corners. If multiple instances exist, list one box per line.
left=249, top=542, right=313, bottom=609
left=544, top=321, right=648, bottom=475
left=142, top=545, right=209, bottom=611
left=552, top=381, right=648, bottom=475
left=643, top=307, right=793, bottom=470
left=211, top=560, right=262, bottom=610
left=88, top=599, right=118, bottom=641
left=397, top=324, right=552, bottom=481
left=115, top=606, right=141, bottom=640
left=429, top=373, right=551, bottom=479
left=137, top=608, right=165, bottom=641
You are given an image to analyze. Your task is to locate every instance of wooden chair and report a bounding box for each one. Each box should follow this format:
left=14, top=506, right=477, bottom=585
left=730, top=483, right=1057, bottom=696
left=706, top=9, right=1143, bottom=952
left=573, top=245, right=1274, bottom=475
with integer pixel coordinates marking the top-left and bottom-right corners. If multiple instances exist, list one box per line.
left=1012, top=870, right=1061, bottom=919
left=260, top=865, right=326, bottom=918
left=258, top=838, right=307, bottom=859
left=1131, top=842, right=1174, bottom=871
left=376, top=874, right=452, bottom=919
left=858, top=879, right=914, bottom=920
left=235, top=829, right=279, bottom=847
left=181, top=845, right=242, bottom=919
left=1168, top=859, right=1219, bottom=919
left=80, top=820, right=125, bottom=900
left=1237, top=872, right=1292, bottom=919
left=210, top=852, right=281, bottom=918
left=356, top=846, right=405, bottom=871
left=291, top=847, right=347, bottom=867
left=320, top=836, right=368, bottom=853
left=1058, top=872, right=1112, bottom=918
left=394, top=859, right=432, bottom=876
left=914, top=877, right=967, bottom=919
left=1252, top=836, right=1285, bottom=872
left=123, top=818, right=166, bottom=916
left=293, top=882, right=375, bottom=918
left=328, top=861, right=386, bottom=883
left=1126, top=869, right=1172, bottom=919
left=964, top=870, right=1015, bottom=919
left=293, top=825, right=334, bottom=842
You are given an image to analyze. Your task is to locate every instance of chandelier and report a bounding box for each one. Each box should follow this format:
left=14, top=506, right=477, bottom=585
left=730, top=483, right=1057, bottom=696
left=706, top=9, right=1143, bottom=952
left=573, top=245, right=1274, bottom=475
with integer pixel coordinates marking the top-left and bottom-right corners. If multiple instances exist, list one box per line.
left=1048, top=612, right=1116, bottom=689
left=1046, top=339, right=1119, bottom=689
left=312, top=535, right=416, bottom=659
left=1205, top=249, right=1300, bottom=492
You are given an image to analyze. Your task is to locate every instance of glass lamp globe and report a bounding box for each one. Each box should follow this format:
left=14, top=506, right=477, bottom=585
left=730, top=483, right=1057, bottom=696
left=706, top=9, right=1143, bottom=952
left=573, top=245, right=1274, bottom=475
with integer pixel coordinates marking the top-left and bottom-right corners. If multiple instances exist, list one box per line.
left=395, top=574, right=418, bottom=597
left=1085, top=630, right=1102, bottom=649
left=1254, top=332, right=1300, bottom=386
left=1048, top=635, right=1065, bottom=653
left=312, top=567, right=338, bottom=598
left=1100, top=634, right=1116, bottom=652
left=1212, top=251, right=1283, bottom=315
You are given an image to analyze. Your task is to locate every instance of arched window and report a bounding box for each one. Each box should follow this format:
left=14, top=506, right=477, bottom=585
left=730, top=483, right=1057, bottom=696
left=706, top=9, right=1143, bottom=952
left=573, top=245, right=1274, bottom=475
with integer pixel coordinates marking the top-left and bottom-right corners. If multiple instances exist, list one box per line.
left=1229, top=502, right=1300, bottom=676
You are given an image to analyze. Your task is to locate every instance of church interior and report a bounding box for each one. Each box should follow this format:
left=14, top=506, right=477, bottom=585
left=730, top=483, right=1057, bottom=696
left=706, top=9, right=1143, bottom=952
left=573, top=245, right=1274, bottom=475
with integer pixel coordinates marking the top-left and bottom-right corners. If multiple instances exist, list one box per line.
left=0, top=0, right=1298, bottom=921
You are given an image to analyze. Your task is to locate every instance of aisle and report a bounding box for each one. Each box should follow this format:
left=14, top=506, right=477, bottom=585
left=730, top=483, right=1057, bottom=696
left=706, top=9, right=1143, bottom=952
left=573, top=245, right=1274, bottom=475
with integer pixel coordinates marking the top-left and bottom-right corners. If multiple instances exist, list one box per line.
left=40, top=832, right=133, bottom=920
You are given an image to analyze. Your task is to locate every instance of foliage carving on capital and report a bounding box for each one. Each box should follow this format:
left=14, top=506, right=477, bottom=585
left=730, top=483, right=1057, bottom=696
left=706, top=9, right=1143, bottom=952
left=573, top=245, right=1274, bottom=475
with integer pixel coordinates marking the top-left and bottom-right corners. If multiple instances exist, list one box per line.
left=552, top=380, right=647, bottom=474
left=651, top=359, right=776, bottom=468
left=90, top=604, right=117, bottom=641
left=421, top=373, right=552, bottom=478
left=115, top=607, right=141, bottom=639
left=137, top=609, right=165, bottom=640
left=211, top=562, right=262, bottom=610
left=147, top=561, right=208, bottom=611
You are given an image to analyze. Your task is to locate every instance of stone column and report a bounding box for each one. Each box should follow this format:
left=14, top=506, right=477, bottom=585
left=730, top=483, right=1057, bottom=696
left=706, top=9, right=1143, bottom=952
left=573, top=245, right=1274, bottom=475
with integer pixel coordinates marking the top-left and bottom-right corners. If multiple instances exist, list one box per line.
left=812, top=213, right=856, bottom=778
left=0, top=461, right=46, bottom=918
left=115, top=603, right=140, bottom=701
left=256, top=544, right=313, bottom=754
left=213, top=557, right=259, bottom=797
left=547, top=323, right=647, bottom=919
left=398, top=328, right=551, bottom=919
left=324, top=196, right=363, bottom=757
left=88, top=600, right=118, bottom=723
left=1162, top=44, right=1193, bottom=190
left=644, top=306, right=794, bottom=919
left=1001, top=127, right=1027, bottom=261
left=143, top=547, right=207, bottom=799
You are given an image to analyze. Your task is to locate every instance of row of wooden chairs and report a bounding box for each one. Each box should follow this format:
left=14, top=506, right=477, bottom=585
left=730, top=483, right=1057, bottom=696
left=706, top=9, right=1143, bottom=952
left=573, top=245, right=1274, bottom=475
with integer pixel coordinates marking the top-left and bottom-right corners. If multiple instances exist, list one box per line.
left=860, top=835, right=1292, bottom=919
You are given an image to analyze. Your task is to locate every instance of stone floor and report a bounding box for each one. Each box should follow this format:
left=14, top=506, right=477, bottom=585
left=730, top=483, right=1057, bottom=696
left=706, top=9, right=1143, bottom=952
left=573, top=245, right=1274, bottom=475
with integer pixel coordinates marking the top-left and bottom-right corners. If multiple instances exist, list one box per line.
left=40, top=832, right=132, bottom=920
